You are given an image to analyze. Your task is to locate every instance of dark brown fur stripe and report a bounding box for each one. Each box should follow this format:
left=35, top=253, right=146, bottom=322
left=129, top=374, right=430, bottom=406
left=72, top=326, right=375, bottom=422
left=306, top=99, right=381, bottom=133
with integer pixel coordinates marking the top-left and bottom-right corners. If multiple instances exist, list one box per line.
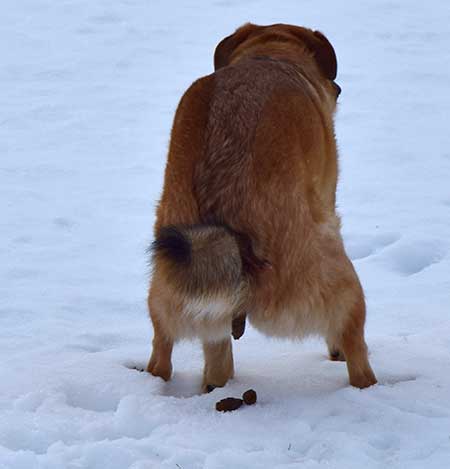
left=152, top=226, right=191, bottom=265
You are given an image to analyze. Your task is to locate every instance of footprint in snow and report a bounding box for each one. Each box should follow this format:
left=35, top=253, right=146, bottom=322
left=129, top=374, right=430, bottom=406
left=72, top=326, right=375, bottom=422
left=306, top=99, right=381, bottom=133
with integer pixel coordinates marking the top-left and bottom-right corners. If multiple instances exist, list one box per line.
left=383, top=239, right=447, bottom=276
left=53, top=217, right=74, bottom=229
left=345, top=232, right=400, bottom=261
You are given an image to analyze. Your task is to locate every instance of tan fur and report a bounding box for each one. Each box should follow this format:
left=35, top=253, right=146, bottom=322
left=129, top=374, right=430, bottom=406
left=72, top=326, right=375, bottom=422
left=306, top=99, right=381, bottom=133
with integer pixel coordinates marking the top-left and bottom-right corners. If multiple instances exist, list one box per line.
left=147, top=23, right=377, bottom=392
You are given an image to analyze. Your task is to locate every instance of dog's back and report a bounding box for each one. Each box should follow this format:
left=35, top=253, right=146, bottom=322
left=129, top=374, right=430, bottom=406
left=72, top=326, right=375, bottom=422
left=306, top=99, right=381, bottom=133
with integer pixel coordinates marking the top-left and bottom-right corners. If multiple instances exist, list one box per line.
left=153, top=56, right=342, bottom=334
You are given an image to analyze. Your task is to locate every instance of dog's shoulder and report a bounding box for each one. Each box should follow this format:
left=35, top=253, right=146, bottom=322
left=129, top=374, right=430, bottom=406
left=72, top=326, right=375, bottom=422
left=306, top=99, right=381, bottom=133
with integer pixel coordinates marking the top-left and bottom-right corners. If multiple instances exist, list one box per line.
left=175, top=73, right=215, bottom=120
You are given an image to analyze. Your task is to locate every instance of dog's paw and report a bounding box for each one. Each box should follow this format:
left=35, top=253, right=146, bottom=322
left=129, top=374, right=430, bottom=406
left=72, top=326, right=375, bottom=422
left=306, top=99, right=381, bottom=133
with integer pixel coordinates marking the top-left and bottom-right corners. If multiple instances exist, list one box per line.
left=147, top=360, right=172, bottom=382
left=349, top=369, right=377, bottom=389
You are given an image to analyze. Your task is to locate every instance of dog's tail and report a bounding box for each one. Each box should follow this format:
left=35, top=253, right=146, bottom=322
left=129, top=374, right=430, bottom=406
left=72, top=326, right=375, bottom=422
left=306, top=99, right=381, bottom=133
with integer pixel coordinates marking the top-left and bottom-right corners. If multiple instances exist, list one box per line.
left=151, top=224, right=265, bottom=319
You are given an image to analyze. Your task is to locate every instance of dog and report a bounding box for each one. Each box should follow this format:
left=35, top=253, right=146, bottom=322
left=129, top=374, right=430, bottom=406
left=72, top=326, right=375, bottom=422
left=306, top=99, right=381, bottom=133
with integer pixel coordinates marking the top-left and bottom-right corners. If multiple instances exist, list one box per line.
left=146, top=23, right=377, bottom=392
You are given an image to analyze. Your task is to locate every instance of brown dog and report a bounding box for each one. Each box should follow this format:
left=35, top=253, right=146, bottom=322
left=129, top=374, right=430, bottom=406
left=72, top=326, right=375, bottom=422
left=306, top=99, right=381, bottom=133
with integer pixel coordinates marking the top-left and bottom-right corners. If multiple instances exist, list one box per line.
left=147, top=23, right=377, bottom=392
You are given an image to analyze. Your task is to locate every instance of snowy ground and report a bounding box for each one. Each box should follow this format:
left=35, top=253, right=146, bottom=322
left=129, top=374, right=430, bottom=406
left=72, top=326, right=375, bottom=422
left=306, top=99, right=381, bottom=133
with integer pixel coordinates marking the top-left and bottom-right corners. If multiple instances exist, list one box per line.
left=1, top=1, right=450, bottom=468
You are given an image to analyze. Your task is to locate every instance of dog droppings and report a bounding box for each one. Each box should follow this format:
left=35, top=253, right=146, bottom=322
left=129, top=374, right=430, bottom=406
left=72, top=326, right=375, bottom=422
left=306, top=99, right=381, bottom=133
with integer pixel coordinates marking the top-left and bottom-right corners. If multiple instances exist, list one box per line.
left=215, top=397, right=244, bottom=412
left=242, top=389, right=257, bottom=405
left=216, top=389, right=257, bottom=412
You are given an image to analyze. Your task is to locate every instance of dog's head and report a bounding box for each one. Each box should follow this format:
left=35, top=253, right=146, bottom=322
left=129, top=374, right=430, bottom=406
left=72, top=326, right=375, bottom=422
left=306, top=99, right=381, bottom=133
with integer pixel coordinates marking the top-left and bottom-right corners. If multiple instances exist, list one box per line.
left=214, top=23, right=341, bottom=104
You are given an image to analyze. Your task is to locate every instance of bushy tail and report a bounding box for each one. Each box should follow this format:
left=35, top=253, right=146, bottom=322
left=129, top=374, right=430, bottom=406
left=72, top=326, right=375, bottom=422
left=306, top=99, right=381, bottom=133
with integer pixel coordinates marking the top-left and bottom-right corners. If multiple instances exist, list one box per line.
left=151, top=225, right=246, bottom=307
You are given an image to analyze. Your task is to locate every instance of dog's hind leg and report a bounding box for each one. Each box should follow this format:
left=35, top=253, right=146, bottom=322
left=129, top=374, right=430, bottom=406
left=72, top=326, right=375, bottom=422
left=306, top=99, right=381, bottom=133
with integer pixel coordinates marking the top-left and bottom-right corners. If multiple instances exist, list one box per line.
left=146, top=286, right=173, bottom=381
left=202, top=338, right=234, bottom=393
left=339, top=290, right=377, bottom=389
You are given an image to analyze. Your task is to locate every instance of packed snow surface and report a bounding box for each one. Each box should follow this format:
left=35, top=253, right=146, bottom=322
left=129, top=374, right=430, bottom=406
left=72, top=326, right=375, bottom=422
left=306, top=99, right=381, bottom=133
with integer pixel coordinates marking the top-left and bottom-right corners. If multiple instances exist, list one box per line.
left=1, top=1, right=450, bottom=468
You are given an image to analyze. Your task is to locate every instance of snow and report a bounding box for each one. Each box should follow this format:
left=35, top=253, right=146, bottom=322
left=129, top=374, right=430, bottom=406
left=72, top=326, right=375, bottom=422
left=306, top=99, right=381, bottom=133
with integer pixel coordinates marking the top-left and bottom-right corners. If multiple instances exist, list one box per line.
left=1, top=0, right=450, bottom=468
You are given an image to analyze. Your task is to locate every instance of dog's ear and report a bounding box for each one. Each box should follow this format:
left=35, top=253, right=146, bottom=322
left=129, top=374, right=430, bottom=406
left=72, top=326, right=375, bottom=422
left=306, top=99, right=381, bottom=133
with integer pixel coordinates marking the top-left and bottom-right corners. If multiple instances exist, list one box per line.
left=287, top=27, right=337, bottom=80
left=214, top=23, right=259, bottom=70
left=312, top=31, right=337, bottom=80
